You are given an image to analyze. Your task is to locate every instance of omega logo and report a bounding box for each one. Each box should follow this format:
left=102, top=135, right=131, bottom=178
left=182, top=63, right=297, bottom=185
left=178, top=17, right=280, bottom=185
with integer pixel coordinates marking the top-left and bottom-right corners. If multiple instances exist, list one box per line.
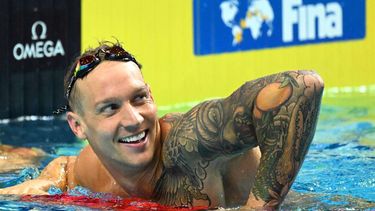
left=13, top=20, right=65, bottom=61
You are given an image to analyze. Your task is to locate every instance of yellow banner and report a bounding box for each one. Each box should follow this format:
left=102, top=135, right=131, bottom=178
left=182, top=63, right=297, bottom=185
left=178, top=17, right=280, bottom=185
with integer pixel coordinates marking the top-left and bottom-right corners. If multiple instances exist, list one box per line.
left=82, top=0, right=375, bottom=106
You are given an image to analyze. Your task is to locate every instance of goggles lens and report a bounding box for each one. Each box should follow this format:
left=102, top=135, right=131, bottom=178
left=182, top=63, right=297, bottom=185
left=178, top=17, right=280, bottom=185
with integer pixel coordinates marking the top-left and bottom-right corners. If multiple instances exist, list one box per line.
left=75, top=55, right=100, bottom=78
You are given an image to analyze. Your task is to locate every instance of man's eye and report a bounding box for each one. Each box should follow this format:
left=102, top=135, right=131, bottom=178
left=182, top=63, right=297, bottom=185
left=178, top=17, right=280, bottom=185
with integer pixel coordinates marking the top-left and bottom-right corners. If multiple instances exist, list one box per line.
left=100, top=104, right=120, bottom=114
left=134, top=94, right=149, bottom=103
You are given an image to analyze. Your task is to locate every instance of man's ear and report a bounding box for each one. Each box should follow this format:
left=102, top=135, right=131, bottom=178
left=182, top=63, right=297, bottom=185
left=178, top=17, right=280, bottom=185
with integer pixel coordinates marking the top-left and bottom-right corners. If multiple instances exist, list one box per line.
left=66, top=111, right=87, bottom=140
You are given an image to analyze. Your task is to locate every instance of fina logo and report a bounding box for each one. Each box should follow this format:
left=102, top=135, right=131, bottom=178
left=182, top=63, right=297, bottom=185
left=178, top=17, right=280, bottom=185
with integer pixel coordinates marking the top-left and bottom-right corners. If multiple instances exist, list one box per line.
left=283, top=0, right=342, bottom=42
left=220, top=0, right=343, bottom=45
left=13, top=20, right=65, bottom=61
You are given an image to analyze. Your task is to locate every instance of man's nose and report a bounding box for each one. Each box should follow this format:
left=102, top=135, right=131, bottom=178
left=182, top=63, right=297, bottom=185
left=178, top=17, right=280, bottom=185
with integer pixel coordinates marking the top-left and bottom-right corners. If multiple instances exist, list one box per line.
left=120, top=105, right=144, bottom=132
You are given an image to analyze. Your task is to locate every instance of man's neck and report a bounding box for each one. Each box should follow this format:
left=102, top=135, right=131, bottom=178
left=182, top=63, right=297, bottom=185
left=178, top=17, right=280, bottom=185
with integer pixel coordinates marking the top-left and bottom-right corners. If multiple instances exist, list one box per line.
left=101, top=125, right=164, bottom=198
left=107, top=148, right=163, bottom=198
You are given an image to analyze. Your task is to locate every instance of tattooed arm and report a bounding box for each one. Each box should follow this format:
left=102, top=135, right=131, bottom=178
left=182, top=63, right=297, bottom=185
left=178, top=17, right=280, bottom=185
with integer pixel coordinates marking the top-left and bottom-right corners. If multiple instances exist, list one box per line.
left=223, top=70, right=324, bottom=209
left=154, top=70, right=323, bottom=209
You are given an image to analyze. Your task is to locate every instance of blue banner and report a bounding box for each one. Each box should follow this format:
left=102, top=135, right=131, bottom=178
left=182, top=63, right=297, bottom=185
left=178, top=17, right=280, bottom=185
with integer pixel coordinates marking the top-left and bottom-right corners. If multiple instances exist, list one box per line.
left=193, top=0, right=366, bottom=55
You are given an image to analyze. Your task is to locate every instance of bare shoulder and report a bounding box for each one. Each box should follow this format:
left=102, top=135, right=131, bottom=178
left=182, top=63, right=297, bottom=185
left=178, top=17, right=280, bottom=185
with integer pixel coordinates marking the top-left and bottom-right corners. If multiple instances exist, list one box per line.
left=39, top=156, right=74, bottom=178
left=74, top=146, right=103, bottom=186
left=75, top=145, right=98, bottom=170
left=36, top=155, right=77, bottom=191
left=74, top=145, right=121, bottom=194
left=159, top=113, right=184, bottom=142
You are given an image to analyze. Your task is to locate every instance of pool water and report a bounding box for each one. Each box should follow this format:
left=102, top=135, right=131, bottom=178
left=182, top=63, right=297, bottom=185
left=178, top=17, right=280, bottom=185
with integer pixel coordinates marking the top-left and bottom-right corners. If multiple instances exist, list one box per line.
left=0, top=95, right=374, bottom=210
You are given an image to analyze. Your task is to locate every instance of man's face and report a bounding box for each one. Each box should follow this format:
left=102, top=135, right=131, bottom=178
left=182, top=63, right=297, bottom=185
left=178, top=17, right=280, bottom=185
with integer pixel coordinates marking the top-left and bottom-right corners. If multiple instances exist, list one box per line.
left=72, top=61, right=159, bottom=169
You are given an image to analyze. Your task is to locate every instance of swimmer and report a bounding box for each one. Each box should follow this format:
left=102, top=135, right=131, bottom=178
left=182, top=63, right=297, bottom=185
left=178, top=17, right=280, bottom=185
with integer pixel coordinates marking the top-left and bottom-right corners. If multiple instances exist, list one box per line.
left=0, top=41, right=324, bottom=209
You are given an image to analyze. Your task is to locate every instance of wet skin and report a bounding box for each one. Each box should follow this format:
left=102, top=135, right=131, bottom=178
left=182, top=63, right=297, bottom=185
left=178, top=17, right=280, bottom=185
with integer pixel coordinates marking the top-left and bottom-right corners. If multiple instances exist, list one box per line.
left=0, top=145, right=45, bottom=173
left=0, top=63, right=324, bottom=210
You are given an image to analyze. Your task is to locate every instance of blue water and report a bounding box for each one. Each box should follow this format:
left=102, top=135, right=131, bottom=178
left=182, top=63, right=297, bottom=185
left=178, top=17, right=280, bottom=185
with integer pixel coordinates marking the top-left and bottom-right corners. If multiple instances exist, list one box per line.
left=0, top=103, right=374, bottom=210
left=281, top=104, right=375, bottom=209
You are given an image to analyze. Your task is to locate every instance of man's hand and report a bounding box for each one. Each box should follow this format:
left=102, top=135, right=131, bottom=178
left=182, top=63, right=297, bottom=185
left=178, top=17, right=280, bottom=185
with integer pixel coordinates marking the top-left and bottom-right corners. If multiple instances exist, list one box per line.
left=0, top=179, right=54, bottom=195
left=0, top=156, right=77, bottom=195
left=0, top=145, right=46, bottom=173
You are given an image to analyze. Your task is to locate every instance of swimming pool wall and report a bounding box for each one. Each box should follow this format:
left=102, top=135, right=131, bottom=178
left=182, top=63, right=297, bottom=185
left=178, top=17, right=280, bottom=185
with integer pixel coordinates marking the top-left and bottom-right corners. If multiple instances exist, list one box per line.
left=81, top=0, right=375, bottom=107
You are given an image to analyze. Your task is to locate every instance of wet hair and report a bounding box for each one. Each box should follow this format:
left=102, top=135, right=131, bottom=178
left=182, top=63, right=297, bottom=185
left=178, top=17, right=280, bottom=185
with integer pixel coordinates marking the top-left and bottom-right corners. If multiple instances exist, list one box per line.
left=63, top=41, right=142, bottom=115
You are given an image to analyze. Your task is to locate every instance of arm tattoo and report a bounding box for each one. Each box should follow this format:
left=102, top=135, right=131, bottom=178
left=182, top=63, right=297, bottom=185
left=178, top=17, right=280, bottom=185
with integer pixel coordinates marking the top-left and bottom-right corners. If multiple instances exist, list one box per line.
left=153, top=71, right=323, bottom=209
left=249, top=71, right=323, bottom=208
left=153, top=105, right=212, bottom=206
left=154, top=100, right=257, bottom=206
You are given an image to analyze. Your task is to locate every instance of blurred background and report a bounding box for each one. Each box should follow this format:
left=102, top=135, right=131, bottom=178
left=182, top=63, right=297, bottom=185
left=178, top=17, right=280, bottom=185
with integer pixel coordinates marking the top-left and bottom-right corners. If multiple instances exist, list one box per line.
left=83, top=0, right=374, bottom=111
left=0, top=0, right=374, bottom=118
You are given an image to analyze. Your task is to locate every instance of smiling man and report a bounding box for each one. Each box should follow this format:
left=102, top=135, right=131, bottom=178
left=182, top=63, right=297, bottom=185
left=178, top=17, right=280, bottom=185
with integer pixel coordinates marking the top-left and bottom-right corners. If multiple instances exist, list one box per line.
left=0, top=41, right=324, bottom=209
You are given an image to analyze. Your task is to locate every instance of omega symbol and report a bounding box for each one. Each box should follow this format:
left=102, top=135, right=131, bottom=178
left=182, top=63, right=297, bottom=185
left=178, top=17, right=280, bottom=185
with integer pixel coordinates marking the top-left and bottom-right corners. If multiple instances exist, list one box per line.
left=31, top=21, right=47, bottom=40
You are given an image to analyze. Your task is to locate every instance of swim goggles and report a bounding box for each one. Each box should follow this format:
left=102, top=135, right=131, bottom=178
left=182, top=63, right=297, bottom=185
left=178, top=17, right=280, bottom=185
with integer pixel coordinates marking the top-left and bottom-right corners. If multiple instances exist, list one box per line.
left=53, top=45, right=140, bottom=115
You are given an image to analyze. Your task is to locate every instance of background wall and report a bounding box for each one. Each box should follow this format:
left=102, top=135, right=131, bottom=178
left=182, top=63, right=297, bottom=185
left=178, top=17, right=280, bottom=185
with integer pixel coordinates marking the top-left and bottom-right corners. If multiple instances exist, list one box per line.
left=0, top=0, right=80, bottom=119
left=82, top=0, right=373, bottom=107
